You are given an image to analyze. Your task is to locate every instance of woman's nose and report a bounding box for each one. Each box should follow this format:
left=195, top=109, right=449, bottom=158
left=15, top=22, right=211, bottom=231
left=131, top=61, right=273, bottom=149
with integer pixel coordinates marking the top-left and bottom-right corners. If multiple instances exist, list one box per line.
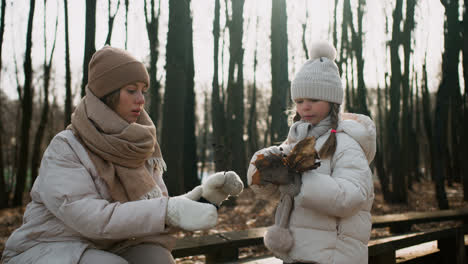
left=136, top=91, right=145, bottom=104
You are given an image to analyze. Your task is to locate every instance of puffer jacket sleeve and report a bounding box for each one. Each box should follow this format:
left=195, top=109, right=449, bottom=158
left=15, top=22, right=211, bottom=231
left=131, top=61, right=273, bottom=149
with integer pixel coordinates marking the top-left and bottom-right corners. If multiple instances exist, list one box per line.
left=35, top=134, right=169, bottom=240
left=296, top=135, right=373, bottom=218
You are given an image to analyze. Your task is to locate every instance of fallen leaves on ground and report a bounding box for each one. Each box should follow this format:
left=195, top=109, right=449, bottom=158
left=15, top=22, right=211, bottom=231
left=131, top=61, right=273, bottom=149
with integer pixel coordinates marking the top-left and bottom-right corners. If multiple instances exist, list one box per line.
left=0, top=179, right=466, bottom=263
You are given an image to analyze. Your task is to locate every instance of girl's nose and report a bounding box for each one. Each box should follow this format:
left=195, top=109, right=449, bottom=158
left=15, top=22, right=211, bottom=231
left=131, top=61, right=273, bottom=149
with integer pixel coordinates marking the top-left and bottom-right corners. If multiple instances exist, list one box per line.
left=136, top=91, right=145, bottom=104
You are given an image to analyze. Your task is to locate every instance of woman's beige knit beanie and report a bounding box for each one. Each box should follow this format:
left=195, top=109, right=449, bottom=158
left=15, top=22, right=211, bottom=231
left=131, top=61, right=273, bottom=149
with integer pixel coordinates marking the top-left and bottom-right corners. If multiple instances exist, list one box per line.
left=291, top=42, right=343, bottom=104
left=87, top=46, right=149, bottom=98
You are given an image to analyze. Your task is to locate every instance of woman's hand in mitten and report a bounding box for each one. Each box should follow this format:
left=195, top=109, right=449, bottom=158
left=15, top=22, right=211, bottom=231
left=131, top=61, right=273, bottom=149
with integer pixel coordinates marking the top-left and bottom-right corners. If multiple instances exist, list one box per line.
left=165, top=196, right=217, bottom=231
left=201, top=171, right=244, bottom=206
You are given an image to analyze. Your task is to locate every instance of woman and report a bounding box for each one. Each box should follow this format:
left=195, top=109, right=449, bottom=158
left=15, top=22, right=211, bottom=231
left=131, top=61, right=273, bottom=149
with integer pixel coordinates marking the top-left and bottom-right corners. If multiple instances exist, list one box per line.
left=2, top=46, right=243, bottom=264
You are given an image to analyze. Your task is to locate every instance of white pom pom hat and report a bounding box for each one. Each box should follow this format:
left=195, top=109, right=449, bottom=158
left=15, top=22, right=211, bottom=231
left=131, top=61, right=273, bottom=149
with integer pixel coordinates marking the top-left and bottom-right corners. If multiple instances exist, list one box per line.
left=291, top=41, right=343, bottom=104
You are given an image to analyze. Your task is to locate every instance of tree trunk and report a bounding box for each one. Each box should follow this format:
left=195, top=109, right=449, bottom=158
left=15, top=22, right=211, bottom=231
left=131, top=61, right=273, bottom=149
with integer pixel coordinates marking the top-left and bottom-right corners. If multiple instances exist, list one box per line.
left=301, top=9, right=309, bottom=60
left=144, top=0, right=162, bottom=127
left=463, top=0, right=468, bottom=200
left=247, top=34, right=259, bottom=159
left=31, top=2, right=58, bottom=187
left=211, top=0, right=228, bottom=172
left=226, top=0, right=246, bottom=182
left=0, top=0, right=8, bottom=208
left=183, top=7, right=198, bottom=192
left=80, top=0, right=96, bottom=97
left=400, top=0, right=416, bottom=191
left=388, top=0, right=406, bottom=204
left=421, top=57, right=434, bottom=180
left=161, top=0, right=192, bottom=195
left=199, top=92, right=210, bottom=178
left=104, top=0, right=120, bottom=46
left=13, top=0, right=36, bottom=207
left=375, top=85, right=391, bottom=202
left=350, top=0, right=370, bottom=116
left=125, top=0, right=129, bottom=49
left=270, top=0, right=289, bottom=144
left=63, top=0, right=72, bottom=128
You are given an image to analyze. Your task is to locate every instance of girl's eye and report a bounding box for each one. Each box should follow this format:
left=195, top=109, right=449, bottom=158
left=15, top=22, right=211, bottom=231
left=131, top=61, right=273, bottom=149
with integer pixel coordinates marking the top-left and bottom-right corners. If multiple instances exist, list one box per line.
left=296, top=100, right=304, bottom=104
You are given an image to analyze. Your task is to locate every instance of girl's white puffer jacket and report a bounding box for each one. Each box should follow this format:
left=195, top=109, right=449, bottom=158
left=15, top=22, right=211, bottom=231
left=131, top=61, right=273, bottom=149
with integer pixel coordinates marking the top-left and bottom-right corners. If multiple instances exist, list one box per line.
left=2, top=130, right=175, bottom=264
left=248, top=113, right=376, bottom=264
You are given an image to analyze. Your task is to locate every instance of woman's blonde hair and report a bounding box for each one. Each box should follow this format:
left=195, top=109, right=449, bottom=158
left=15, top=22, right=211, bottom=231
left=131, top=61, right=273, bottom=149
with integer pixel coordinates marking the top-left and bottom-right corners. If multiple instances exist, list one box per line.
left=288, top=102, right=340, bottom=159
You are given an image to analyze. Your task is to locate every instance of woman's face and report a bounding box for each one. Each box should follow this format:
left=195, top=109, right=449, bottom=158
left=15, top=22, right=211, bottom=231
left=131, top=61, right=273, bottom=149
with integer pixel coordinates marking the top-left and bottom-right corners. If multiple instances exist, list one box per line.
left=294, top=98, right=330, bottom=125
left=115, top=82, right=148, bottom=123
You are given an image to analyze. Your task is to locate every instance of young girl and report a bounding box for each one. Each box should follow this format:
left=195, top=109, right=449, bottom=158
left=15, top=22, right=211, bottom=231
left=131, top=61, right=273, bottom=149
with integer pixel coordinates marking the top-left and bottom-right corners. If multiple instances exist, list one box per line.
left=2, top=46, right=243, bottom=264
left=248, top=42, right=376, bottom=264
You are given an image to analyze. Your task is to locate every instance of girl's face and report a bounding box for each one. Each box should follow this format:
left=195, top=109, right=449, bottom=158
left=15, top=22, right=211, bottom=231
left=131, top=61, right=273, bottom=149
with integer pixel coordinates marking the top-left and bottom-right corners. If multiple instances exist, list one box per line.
left=115, top=82, right=148, bottom=123
left=295, top=98, right=330, bottom=125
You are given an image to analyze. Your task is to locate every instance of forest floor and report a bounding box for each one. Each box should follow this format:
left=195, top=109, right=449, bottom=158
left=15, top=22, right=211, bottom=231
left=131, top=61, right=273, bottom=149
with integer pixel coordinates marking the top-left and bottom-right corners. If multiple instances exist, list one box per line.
left=0, top=178, right=466, bottom=263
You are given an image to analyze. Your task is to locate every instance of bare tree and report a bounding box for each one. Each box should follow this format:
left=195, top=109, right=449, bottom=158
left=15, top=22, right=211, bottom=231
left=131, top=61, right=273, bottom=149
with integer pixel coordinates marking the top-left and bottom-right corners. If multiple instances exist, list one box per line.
left=0, top=0, right=8, bottom=208
left=226, top=0, right=246, bottom=181
left=124, top=0, right=129, bottom=49
left=270, top=0, right=289, bottom=145
left=211, top=0, right=228, bottom=171
left=247, top=18, right=259, bottom=159
left=144, top=0, right=162, bottom=126
left=387, top=0, right=405, bottom=204
left=432, top=0, right=462, bottom=209
left=13, top=0, right=36, bottom=206
left=31, top=0, right=58, bottom=186
left=161, top=0, right=194, bottom=195
left=104, top=0, right=120, bottom=45
left=80, top=0, right=96, bottom=97
left=64, top=0, right=72, bottom=127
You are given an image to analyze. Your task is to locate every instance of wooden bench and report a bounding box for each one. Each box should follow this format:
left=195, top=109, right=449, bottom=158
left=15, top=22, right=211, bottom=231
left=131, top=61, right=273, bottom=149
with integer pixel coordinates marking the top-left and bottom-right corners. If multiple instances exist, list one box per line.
left=172, top=208, right=468, bottom=263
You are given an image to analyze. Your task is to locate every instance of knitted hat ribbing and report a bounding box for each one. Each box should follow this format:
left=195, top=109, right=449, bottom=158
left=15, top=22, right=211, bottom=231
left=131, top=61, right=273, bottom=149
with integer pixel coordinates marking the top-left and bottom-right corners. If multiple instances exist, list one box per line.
left=291, top=42, right=343, bottom=104
left=87, top=46, right=149, bottom=98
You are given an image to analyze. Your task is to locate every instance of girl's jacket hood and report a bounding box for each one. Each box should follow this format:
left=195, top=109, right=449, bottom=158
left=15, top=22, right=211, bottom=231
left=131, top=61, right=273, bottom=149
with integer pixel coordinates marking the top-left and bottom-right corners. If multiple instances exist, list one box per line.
left=337, top=113, right=376, bottom=164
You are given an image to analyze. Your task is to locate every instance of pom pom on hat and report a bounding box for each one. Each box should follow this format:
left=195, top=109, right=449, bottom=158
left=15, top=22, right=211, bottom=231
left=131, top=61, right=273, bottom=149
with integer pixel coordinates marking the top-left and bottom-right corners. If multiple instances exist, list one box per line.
left=309, top=41, right=337, bottom=61
left=290, top=41, right=343, bottom=104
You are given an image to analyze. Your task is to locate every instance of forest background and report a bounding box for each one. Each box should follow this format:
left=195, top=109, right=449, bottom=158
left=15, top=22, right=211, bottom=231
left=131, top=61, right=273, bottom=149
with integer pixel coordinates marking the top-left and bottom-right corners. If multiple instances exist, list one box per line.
left=0, top=0, right=466, bottom=247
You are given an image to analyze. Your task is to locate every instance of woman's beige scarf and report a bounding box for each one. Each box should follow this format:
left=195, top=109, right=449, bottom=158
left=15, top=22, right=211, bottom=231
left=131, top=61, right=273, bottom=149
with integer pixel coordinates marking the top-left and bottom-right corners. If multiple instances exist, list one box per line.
left=68, top=88, right=164, bottom=202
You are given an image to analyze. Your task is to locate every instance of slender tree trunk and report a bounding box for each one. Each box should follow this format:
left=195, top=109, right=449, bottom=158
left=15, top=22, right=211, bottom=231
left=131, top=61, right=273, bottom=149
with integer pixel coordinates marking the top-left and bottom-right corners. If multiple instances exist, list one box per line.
left=400, top=0, right=416, bottom=191
left=81, top=0, right=96, bottom=97
left=421, top=57, right=434, bottom=180
left=104, top=0, right=120, bottom=46
left=301, top=9, right=309, bottom=60
left=388, top=0, right=406, bottom=204
left=375, top=85, right=391, bottom=202
left=125, top=0, right=129, bottom=49
left=463, top=0, right=468, bottom=200
left=183, top=6, right=198, bottom=192
left=13, top=0, right=36, bottom=207
left=199, top=92, right=210, bottom=178
left=350, top=0, right=370, bottom=116
left=144, top=0, right=162, bottom=127
left=270, top=0, right=289, bottom=144
left=247, top=31, right=259, bottom=159
left=31, top=2, right=58, bottom=187
left=64, top=0, right=72, bottom=128
left=161, top=0, right=192, bottom=195
left=0, top=0, right=8, bottom=208
left=226, top=0, right=246, bottom=181
left=211, top=0, right=228, bottom=171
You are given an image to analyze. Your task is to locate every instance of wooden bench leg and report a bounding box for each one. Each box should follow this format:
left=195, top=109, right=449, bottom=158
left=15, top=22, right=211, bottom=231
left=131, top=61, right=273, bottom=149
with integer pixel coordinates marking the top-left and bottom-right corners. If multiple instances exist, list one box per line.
left=369, top=251, right=396, bottom=264
left=206, top=248, right=239, bottom=264
left=438, top=228, right=466, bottom=264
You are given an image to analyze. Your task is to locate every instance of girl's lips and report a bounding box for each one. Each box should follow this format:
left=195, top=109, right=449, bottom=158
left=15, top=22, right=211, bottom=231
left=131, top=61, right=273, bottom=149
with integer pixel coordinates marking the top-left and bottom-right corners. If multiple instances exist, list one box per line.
left=131, top=110, right=141, bottom=116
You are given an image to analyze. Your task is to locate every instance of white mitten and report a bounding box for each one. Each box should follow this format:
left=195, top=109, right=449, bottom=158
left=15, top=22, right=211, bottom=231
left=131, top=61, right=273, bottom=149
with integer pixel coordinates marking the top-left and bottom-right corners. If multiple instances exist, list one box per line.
left=201, top=171, right=244, bottom=205
left=182, top=185, right=203, bottom=201
left=165, top=196, right=217, bottom=231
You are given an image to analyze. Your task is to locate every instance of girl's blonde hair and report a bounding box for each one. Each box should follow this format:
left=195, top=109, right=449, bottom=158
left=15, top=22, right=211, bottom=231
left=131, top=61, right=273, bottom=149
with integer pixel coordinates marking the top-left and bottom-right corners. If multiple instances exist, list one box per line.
left=288, top=103, right=340, bottom=159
